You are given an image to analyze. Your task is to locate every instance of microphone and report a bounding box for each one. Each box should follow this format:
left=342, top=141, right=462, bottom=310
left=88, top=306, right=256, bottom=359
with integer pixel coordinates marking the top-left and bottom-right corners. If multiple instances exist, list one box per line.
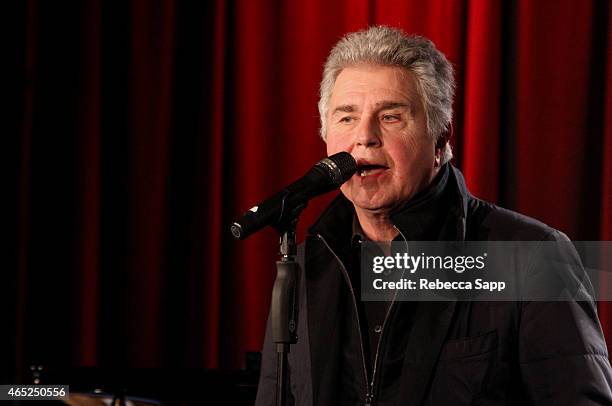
left=230, top=152, right=357, bottom=240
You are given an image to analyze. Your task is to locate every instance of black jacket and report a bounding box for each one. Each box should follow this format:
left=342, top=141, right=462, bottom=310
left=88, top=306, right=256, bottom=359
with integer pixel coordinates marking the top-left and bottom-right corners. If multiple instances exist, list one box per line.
left=255, top=166, right=612, bottom=405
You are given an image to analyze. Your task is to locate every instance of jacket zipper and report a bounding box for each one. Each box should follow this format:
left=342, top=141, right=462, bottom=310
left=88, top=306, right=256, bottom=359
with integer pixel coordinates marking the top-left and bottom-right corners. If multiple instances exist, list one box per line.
left=316, top=234, right=372, bottom=405
left=368, top=226, right=409, bottom=404
left=317, top=227, right=409, bottom=406
left=369, top=291, right=395, bottom=403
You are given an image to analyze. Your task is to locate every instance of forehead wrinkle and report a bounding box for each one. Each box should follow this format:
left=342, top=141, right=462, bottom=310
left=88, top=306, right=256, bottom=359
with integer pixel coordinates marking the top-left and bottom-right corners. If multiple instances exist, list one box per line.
left=331, top=100, right=412, bottom=115
left=374, top=101, right=411, bottom=110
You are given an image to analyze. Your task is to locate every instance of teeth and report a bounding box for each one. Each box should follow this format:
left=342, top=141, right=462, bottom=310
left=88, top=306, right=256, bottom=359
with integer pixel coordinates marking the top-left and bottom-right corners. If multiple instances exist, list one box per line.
left=357, top=165, right=387, bottom=177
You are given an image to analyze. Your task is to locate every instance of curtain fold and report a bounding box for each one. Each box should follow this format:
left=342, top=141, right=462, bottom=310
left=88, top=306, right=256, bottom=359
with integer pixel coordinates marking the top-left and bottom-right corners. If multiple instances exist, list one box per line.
left=462, top=0, right=501, bottom=202
left=73, top=0, right=102, bottom=367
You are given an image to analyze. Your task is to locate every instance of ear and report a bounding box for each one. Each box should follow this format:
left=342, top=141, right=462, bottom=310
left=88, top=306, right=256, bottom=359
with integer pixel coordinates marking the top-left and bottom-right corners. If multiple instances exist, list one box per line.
left=434, top=126, right=452, bottom=166
left=434, top=136, right=446, bottom=167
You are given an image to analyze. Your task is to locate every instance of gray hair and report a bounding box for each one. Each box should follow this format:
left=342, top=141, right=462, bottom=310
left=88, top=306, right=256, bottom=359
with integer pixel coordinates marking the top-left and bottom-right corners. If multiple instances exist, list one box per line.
left=318, top=26, right=455, bottom=164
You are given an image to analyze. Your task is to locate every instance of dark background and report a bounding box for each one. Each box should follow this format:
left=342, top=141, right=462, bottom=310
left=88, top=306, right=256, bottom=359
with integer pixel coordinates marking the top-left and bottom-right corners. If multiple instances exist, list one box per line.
left=6, top=0, right=612, bottom=390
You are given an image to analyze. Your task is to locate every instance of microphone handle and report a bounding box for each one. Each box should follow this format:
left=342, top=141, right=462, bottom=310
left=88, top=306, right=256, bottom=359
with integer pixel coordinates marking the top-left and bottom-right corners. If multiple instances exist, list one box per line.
left=230, top=166, right=334, bottom=239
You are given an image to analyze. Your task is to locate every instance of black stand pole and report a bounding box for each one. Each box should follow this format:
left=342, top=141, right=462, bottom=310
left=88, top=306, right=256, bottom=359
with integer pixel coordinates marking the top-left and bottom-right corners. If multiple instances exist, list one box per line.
left=271, top=223, right=300, bottom=406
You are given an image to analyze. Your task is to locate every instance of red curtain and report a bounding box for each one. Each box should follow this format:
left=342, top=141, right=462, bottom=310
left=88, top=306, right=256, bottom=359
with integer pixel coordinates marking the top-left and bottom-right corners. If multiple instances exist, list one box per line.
left=8, top=0, right=612, bottom=381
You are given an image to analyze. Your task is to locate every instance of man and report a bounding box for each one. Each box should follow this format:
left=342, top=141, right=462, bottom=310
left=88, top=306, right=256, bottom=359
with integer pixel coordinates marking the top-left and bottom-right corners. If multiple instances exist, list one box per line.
left=256, top=26, right=612, bottom=405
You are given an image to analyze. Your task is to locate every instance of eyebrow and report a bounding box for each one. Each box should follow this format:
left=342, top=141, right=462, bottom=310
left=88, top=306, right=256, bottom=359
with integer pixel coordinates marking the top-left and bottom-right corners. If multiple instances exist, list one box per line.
left=331, top=101, right=411, bottom=116
left=331, top=104, right=356, bottom=115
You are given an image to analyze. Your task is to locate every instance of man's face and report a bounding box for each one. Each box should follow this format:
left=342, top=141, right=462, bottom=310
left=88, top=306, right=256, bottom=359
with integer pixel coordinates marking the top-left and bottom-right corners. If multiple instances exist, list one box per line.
left=325, top=65, right=440, bottom=215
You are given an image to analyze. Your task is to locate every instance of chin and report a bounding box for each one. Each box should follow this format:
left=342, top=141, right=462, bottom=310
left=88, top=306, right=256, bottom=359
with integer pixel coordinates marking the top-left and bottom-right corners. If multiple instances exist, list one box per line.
left=352, top=198, right=395, bottom=213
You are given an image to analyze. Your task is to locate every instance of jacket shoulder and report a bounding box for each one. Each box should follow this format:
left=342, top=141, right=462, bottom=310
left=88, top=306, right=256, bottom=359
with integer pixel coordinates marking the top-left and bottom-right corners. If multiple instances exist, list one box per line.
left=469, top=198, right=566, bottom=241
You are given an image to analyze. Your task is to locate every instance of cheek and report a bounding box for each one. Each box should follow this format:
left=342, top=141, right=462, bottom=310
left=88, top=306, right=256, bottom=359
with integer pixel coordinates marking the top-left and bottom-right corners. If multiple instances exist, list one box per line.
left=390, top=140, right=435, bottom=176
left=325, top=136, right=346, bottom=155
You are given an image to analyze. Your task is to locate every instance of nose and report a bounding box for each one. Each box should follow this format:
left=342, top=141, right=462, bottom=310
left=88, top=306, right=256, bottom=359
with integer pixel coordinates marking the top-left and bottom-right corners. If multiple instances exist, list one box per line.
left=354, top=116, right=381, bottom=148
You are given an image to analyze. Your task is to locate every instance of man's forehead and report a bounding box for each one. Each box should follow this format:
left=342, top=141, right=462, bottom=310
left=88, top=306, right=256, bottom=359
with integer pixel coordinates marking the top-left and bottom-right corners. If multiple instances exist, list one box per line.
left=329, top=66, right=418, bottom=108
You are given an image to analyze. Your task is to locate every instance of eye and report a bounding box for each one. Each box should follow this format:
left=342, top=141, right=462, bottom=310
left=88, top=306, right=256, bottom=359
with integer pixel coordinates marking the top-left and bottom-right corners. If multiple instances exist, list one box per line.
left=339, top=116, right=355, bottom=124
left=381, top=114, right=400, bottom=122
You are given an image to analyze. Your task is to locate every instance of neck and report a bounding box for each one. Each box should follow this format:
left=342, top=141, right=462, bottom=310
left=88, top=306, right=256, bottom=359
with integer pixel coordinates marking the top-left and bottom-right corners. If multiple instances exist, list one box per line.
left=354, top=209, right=399, bottom=241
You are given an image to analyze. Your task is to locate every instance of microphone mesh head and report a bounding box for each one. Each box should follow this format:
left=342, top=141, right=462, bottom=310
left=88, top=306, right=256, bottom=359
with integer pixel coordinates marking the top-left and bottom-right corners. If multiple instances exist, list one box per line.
left=317, top=152, right=357, bottom=185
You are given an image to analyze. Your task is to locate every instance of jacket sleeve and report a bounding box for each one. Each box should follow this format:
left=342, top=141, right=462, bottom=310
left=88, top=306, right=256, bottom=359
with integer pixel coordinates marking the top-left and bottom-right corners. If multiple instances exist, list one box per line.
left=519, top=231, right=612, bottom=405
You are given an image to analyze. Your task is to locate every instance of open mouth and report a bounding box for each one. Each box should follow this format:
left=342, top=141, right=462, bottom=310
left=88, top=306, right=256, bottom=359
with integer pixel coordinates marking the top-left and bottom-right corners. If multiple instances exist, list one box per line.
left=357, top=164, right=389, bottom=177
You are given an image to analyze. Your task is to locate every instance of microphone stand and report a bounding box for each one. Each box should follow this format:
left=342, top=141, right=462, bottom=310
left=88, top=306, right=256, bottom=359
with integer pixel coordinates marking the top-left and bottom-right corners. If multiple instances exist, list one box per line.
left=270, top=206, right=303, bottom=406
